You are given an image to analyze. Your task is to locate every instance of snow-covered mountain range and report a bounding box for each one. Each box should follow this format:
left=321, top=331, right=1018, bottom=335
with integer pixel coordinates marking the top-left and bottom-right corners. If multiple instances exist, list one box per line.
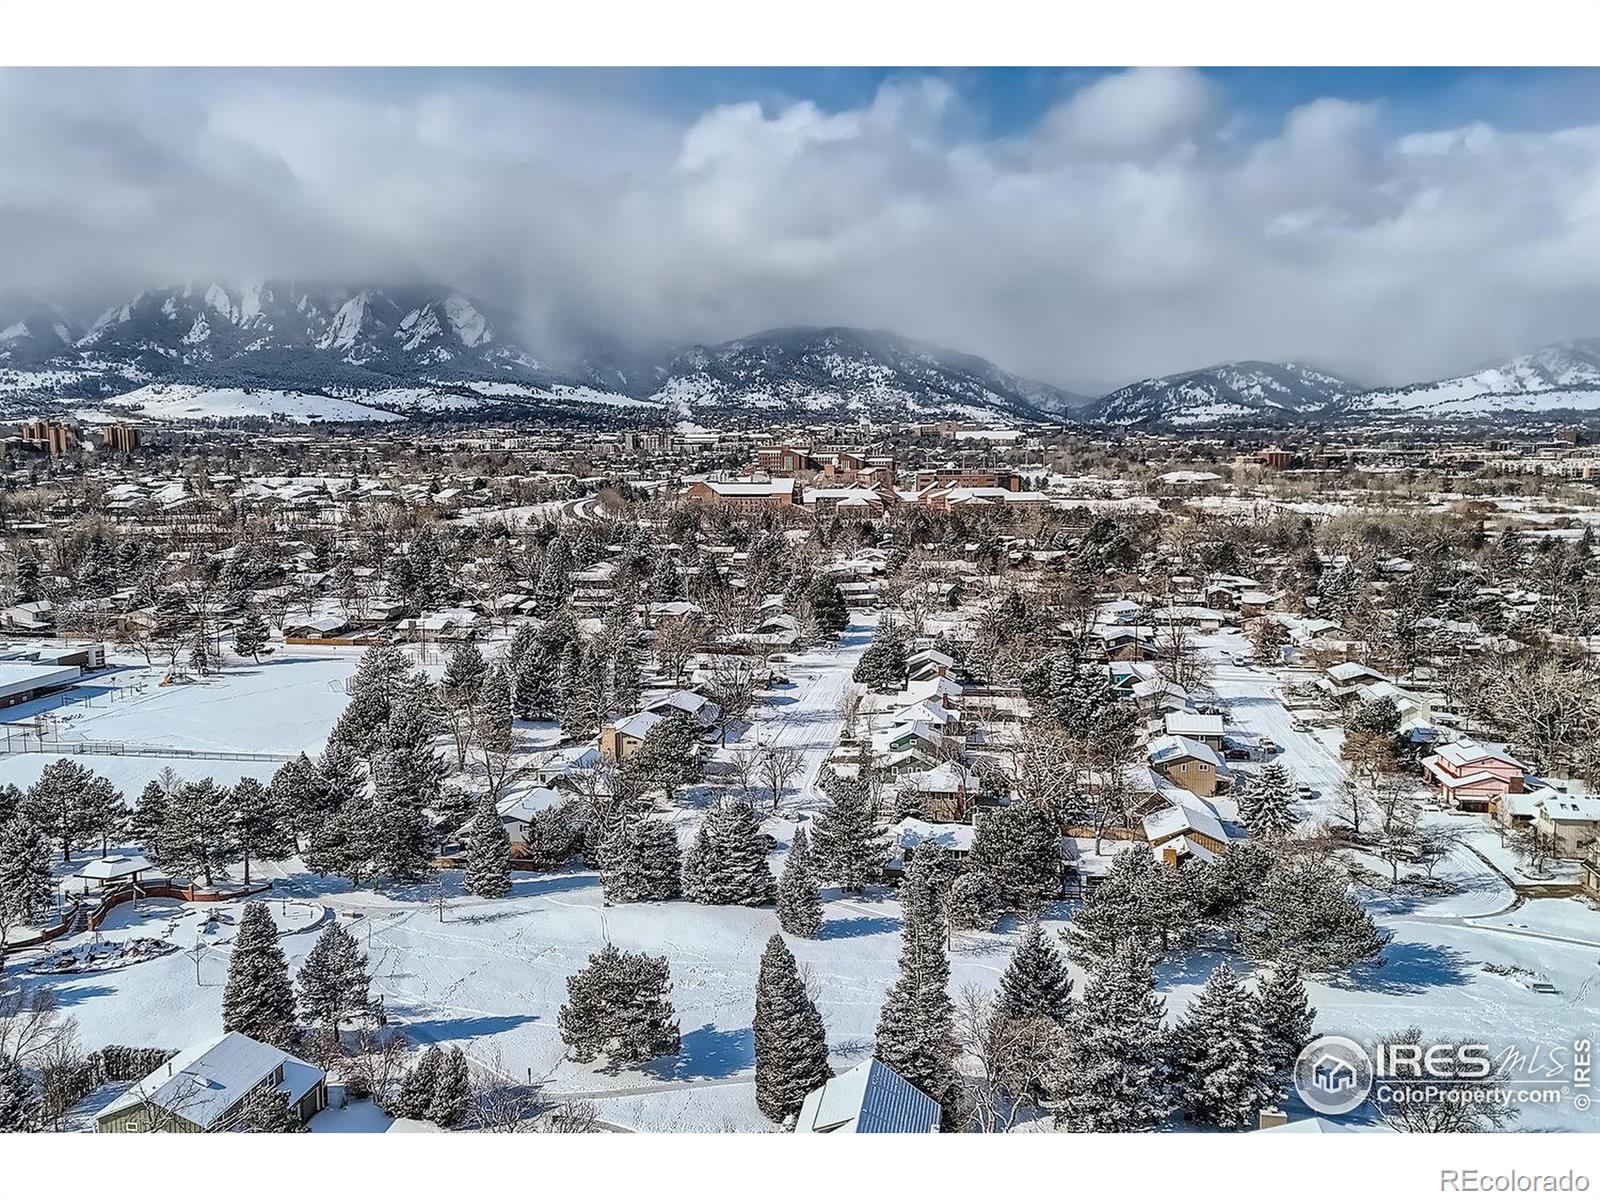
left=0, top=279, right=1593, bottom=426
left=1091, top=361, right=1357, bottom=426
left=1348, top=338, right=1600, bottom=418
left=640, top=327, right=1088, bottom=422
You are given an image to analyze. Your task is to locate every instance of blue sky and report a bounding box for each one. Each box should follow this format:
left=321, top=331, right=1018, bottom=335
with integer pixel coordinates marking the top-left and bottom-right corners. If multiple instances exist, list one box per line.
left=344, top=66, right=1600, bottom=137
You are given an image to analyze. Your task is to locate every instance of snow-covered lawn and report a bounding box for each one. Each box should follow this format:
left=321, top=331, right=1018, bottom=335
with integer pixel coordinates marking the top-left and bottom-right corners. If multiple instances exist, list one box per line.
left=0, top=752, right=274, bottom=796
left=9, top=652, right=365, bottom=757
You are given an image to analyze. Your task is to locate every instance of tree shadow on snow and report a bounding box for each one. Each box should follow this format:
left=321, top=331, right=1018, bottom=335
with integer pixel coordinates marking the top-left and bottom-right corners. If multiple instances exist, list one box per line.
left=40, top=980, right=117, bottom=1008
left=1340, top=940, right=1474, bottom=995
left=821, top=914, right=901, bottom=940
left=1153, top=944, right=1233, bottom=990
left=399, top=1013, right=538, bottom=1043
left=640, top=1023, right=754, bottom=1082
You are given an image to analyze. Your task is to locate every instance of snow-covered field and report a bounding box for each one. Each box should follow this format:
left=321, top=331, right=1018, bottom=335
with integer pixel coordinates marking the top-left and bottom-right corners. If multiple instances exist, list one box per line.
left=3, top=651, right=364, bottom=760
left=3, top=619, right=1597, bottom=1132
left=88, top=384, right=407, bottom=424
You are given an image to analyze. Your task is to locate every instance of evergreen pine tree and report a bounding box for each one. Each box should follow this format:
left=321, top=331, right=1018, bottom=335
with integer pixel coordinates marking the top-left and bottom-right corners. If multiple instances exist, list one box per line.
left=297, top=922, right=373, bottom=1039
left=0, top=814, right=55, bottom=926
left=1044, top=940, right=1168, bottom=1132
left=230, top=776, right=292, bottom=887
left=0, top=1054, right=42, bottom=1132
left=427, top=1047, right=470, bottom=1128
left=753, top=933, right=831, bottom=1123
left=132, top=775, right=173, bottom=858
left=966, top=802, right=1064, bottom=912
left=809, top=773, right=883, bottom=893
left=25, top=757, right=93, bottom=862
left=1168, top=962, right=1275, bottom=1130
left=234, top=608, right=270, bottom=663
left=188, top=625, right=212, bottom=677
left=599, top=817, right=682, bottom=903
left=396, top=1045, right=444, bottom=1119
left=776, top=826, right=823, bottom=938
left=159, top=778, right=238, bottom=888
left=1255, top=962, right=1317, bottom=1086
left=997, top=922, right=1075, bottom=1025
left=558, top=944, right=681, bottom=1064
left=804, top=575, right=849, bottom=637
left=947, top=870, right=1002, bottom=931
left=463, top=797, right=512, bottom=898
left=682, top=800, right=776, bottom=906
left=1240, top=762, right=1294, bottom=837
left=1065, top=847, right=1194, bottom=965
left=1239, top=851, right=1391, bottom=973
left=222, top=902, right=297, bottom=1049
left=874, top=849, right=961, bottom=1121
left=441, top=643, right=486, bottom=703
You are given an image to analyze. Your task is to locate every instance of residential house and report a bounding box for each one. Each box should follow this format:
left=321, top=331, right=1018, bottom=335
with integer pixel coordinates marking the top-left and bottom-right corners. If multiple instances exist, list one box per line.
left=1141, top=794, right=1235, bottom=867
left=895, top=761, right=979, bottom=822
left=94, top=1032, right=326, bottom=1132
left=453, top=788, right=567, bottom=853
left=1147, top=734, right=1232, bottom=798
left=794, top=1058, right=940, bottom=1134
left=644, top=688, right=722, bottom=729
left=1421, top=739, right=1530, bottom=813
left=1532, top=789, right=1600, bottom=858
left=1158, top=710, right=1225, bottom=750
left=599, top=709, right=667, bottom=760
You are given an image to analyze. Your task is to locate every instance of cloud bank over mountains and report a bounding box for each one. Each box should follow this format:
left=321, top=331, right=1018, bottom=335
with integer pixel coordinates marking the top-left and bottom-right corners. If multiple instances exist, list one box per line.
left=1, top=67, right=1595, bottom=391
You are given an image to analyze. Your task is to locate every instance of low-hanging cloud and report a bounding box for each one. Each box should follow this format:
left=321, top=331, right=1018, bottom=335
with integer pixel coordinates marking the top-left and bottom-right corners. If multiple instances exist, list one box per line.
left=1, top=67, right=1596, bottom=391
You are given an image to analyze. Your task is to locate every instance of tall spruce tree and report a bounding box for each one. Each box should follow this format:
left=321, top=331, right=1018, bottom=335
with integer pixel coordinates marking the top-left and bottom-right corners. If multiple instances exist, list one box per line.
left=463, top=797, right=512, bottom=898
left=1240, top=762, right=1295, bottom=838
left=0, top=1054, right=42, bottom=1132
left=599, top=817, right=682, bottom=903
left=1065, top=847, right=1193, bottom=965
left=427, top=1047, right=471, bottom=1128
left=997, top=922, right=1075, bottom=1025
left=776, top=826, right=823, bottom=938
left=682, top=800, right=776, bottom=906
left=233, top=608, right=269, bottom=663
left=297, top=922, right=373, bottom=1039
left=1255, top=962, right=1316, bottom=1087
left=753, top=933, right=831, bottom=1123
left=966, top=802, right=1064, bottom=912
left=396, top=1045, right=444, bottom=1119
left=25, top=757, right=93, bottom=862
left=1168, top=962, right=1275, bottom=1130
left=159, top=778, right=238, bottom=887
left=0, top=814, right=54, bottom=928
left=1045, top=940, right=1168, bottom=1132
left=222, top=902, right=297, bottom=1049
left=809, top=773, right=883, bottom=893
left=874, top=848, right=961, bottom=1121
left=1239, top=851, right=1391, bottom=973
left=229, top=776, right=292, bottom=886
left=558, top=944, right=681, bottom=1064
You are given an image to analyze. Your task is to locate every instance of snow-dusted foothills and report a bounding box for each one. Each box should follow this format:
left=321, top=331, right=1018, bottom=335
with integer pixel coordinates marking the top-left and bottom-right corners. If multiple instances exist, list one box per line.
left=1, top=282, right=1595, bottom=428
left=0, top=415, right=1598, bottom=1137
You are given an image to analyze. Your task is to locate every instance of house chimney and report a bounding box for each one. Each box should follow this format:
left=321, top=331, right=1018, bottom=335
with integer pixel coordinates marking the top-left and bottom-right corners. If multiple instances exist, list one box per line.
left=1258, top=1107, right=1288, bottom=1130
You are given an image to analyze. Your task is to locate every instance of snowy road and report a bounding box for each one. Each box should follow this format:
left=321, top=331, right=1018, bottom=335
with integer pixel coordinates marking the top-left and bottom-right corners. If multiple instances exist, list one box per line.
left=744, top=614, right=875, bottom=810
left=1200, top=632, right=1346, bottom=827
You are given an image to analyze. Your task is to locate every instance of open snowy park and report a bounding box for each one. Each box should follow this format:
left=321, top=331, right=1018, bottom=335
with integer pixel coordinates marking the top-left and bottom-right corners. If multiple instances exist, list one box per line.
left=1, top=621, right=1594, bottom=1132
